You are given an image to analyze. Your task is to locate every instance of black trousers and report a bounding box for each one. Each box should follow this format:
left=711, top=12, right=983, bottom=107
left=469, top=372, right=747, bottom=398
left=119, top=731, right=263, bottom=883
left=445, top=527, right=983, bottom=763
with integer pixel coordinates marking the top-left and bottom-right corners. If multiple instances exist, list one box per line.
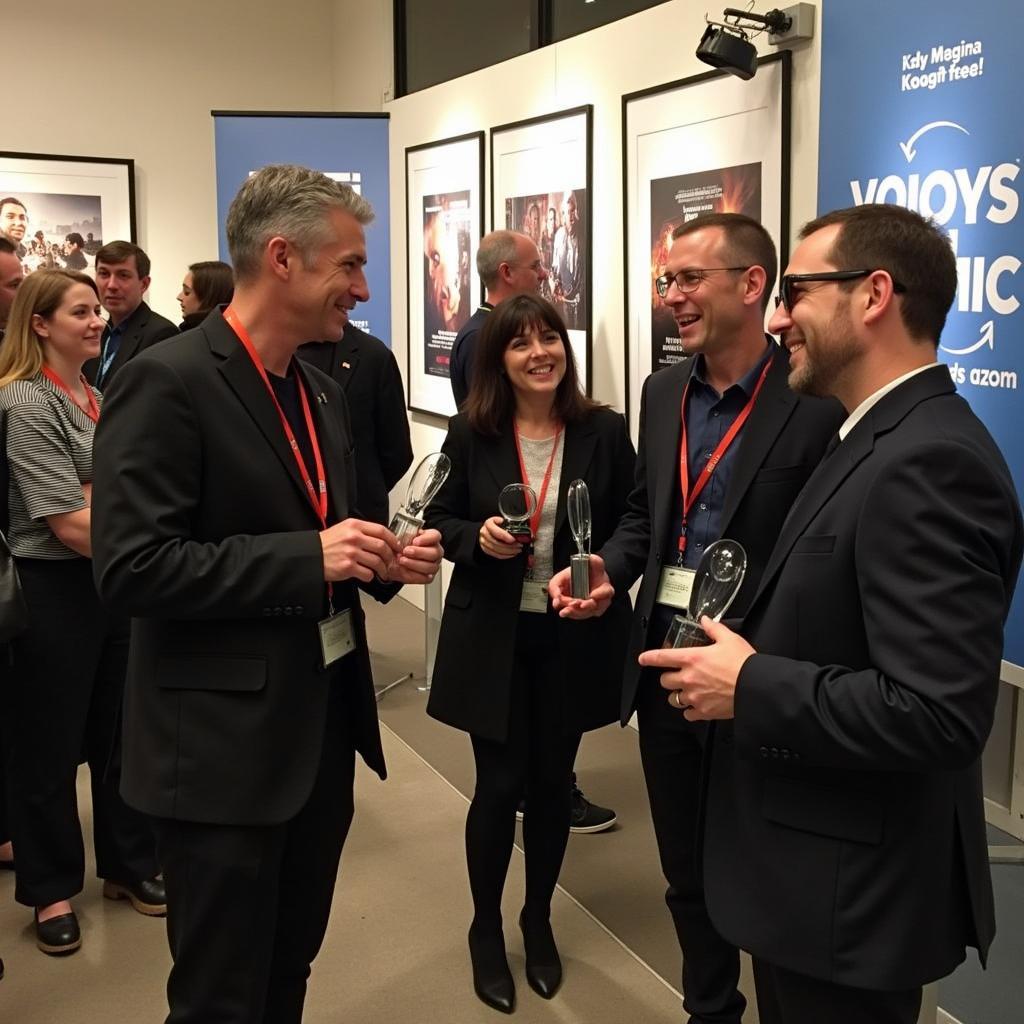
left=636, top=668, right=745, bottom=1024
left=465, top=613, right=582, bottom=928
left=155, top=677, right=357, bottom=1024
left=753, top=958, right=922, bottom=1024
left=4, top=558, right=157, bottom=907
left=0, top=645, right=11, bottom=848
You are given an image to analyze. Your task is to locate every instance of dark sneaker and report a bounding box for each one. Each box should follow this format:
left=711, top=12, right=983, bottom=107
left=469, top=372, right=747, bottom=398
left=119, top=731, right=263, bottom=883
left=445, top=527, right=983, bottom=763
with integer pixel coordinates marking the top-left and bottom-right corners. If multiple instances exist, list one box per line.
left=569, top=785, right=616, bottom=833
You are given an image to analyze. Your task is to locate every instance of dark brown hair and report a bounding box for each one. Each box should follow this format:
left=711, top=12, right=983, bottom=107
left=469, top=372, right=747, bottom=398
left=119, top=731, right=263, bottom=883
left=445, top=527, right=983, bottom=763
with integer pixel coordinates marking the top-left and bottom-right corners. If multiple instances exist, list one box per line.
left=465, top=294, right=603, bottom=436
left=800, top=204, right=955, bottom=344
left=188, top=260, right=234, bottom=310
left=95, top=240, right=150, bottom=278
left=672, top=212, right=778, bottom=312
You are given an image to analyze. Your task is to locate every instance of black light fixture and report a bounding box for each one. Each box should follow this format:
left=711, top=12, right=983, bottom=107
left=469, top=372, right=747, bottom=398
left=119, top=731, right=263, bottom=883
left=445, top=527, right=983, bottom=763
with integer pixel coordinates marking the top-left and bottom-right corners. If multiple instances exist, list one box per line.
left=696, top=7, right=794, bottom=80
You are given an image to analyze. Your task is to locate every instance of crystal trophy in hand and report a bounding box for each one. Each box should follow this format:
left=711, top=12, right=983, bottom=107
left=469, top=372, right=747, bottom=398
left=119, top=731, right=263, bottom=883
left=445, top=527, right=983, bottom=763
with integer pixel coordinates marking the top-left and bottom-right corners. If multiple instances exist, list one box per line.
left=567, top=478, right=591, bottom=599
left=664, top=539, right=747, bottom=648
left=498, top=483, right=537, bottom=547
left=389, top=452, right=451, bottom=548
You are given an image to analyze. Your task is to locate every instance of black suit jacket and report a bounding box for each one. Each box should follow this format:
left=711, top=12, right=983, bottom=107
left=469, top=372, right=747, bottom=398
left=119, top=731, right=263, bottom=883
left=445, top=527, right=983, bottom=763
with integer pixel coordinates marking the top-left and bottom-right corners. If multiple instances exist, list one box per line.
left=426, top=408, right=636, bottom=743
left=298, top=326, right=413, bottom=527
left=91, top=310, right=395, bottom=826
left=600, top=346, right=845, bottom=722
left=703, top=365, right=1023, bottom=989
left=84, top=300, right=179, bottom=387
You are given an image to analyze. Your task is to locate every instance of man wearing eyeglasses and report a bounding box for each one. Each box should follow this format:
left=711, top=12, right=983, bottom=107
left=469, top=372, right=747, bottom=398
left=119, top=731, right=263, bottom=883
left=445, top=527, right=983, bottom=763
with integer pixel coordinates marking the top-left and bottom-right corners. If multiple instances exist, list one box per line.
left=551, top=212, right=842, bottom=1023
left=636, top=204, right=1023, bottom=1024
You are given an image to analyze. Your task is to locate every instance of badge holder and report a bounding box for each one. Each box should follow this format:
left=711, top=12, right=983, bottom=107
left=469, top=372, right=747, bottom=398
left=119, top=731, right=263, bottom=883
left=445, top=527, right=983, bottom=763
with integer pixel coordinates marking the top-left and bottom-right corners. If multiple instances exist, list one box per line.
left=664, top=539, right=747, bottom=648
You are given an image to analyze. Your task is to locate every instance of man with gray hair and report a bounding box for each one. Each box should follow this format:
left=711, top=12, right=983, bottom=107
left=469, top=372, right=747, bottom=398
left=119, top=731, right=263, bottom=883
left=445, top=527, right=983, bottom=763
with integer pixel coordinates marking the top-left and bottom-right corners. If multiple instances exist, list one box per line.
left=449, top=228, right=546, bottom=408
left=91, top=164, right=444, bottom=1023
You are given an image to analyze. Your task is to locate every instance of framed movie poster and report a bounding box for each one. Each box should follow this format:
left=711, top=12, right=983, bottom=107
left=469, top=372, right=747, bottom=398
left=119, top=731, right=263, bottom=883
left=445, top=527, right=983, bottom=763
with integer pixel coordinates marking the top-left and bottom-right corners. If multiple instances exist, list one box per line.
left=406, top=131, right=485, bottom=418
left=491, top=105, right=593, bottom=393
left=622, top=52, right=790, bottom=437
left=0, top=151, right=136, bottom=276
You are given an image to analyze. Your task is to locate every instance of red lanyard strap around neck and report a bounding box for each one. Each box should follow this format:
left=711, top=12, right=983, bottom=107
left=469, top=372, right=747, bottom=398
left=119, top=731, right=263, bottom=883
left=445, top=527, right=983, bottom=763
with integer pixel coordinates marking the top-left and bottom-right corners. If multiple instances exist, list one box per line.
left=678, top=355, right=773, bottom=557
left=513, top=421, right=563, bottom=565
left=41, top=366, right=100, bottom=423
left=223, top=306, right=328, bottom=527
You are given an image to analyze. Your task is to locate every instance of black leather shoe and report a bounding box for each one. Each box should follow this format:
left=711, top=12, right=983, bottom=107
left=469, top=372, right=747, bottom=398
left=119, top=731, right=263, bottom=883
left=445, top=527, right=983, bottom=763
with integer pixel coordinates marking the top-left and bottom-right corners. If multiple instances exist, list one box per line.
left=102, top=876, right=167, bottom=917
left=519, top=910, right=562, bottom=999
left=468, top=923, right=515, bottom=1014
left=0, top=857, right=14, bottom=871
left=35, top=910, right=81, bottom=955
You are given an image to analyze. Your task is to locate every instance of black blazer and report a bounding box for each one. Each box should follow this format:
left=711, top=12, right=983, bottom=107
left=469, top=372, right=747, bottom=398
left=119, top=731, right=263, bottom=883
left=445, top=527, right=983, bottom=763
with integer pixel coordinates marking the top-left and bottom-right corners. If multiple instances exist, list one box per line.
left=600, top=346, right=845, bottom=722
left=426, top=408, right=636, bottom=743
left=84, top=300, right=179, bottom=387
left=703, top=365, right=1023, bottom=989
left=298, top=326, right=413, bottom=526
left=91, top=310, right=396, bottom=826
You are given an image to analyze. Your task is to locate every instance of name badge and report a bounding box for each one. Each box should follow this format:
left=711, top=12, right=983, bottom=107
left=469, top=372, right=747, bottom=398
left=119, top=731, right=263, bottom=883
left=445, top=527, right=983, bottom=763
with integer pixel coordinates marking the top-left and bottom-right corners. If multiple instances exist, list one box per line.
left=655, top=566, right=696, bottom=611
left=519, top=577, right=551, bottom=614
left=319, top=608, right=356, bottom=667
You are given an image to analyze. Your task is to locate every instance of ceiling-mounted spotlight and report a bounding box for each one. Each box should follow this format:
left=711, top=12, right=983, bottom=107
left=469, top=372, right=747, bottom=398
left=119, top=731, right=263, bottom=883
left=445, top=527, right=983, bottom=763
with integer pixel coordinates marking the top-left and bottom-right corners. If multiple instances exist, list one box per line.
left=696, top=4, right=815, bottom=80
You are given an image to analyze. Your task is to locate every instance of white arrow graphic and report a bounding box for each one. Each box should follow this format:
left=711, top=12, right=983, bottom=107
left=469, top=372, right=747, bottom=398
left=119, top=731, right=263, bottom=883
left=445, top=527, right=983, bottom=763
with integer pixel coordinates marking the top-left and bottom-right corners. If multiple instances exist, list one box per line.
left=900, top=121, right=970, bottom=162
left=940, top=320, right=994, bottom=356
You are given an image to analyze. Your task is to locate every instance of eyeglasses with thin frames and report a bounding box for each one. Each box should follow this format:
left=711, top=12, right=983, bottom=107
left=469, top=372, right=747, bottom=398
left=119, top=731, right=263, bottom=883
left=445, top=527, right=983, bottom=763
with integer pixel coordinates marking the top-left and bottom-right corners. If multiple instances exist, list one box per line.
left=654, top=266, right=748, bottom=299
left=775, top=270, right=906, bottom=311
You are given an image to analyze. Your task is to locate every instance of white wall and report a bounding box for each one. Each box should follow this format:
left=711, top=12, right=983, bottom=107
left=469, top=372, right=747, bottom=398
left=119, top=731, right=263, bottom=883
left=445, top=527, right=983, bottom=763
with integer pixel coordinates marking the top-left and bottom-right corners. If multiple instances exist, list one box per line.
left=384, top=0, right=823, bottom=607
left=6, top=0, right=342, bottom=320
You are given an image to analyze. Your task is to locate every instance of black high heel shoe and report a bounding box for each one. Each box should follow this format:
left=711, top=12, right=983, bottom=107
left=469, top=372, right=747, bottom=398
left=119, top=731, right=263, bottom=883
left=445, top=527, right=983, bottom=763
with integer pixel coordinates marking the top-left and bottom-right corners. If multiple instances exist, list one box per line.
left=519, top=910, right=562, bottom=998
left=468, top=922, right=515, bottom=1014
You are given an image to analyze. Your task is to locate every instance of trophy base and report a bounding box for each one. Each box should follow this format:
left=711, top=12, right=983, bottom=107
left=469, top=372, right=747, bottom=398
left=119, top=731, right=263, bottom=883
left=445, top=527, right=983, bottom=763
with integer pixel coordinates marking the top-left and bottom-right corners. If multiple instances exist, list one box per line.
left=570, top=554, right=590, bottom=599
left=664, top=615, right=713, bottom=649
left=389, top=510, right=424, bottom=548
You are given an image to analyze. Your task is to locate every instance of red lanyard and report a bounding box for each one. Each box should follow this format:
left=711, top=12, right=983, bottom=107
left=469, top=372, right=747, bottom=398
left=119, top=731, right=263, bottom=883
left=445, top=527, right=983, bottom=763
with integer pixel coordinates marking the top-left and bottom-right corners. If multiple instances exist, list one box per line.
left=223, top=307, right=328, bottom=528
left=678, top=356, right=773, bottom=558
left=513, top=421, right=563, bottom=568
left=42, top=366, right=100, bottom=423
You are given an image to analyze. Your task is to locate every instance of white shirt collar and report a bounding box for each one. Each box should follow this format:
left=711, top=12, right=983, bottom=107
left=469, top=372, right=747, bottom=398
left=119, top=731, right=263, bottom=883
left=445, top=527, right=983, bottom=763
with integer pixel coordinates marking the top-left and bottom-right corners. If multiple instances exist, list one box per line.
left=838, top=363, right=942, bottom=441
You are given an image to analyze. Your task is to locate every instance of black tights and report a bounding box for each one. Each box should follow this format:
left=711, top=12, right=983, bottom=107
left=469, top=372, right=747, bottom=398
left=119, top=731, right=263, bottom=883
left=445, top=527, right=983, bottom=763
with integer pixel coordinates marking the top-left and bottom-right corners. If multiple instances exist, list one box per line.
left=465, top=617, right=581, bottom=930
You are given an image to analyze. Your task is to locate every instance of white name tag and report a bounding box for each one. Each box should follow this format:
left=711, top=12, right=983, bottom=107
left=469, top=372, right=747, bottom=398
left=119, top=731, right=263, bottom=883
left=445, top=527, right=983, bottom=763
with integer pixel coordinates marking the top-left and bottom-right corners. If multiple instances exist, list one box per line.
left=519, top=577, right=551, bottom=614
left=655, top=566, right=696, bottom=611
left=319, top=609, right=356, bottom=666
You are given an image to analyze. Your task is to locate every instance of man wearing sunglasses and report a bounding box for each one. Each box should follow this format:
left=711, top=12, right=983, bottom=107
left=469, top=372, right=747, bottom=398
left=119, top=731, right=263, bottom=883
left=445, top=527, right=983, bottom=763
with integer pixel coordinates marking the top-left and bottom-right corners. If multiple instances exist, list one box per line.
left=551, top=211, right=842, bottom=1023
left=640, top=204, right=1023, bottom=1023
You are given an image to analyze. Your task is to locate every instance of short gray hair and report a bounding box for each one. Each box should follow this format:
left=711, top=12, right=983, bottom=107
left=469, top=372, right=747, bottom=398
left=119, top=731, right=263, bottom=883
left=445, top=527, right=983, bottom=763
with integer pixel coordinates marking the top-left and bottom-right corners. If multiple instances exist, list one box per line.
left=226, top=164, right=374, bottom=281
left=476, top=230, right=523, bottom=288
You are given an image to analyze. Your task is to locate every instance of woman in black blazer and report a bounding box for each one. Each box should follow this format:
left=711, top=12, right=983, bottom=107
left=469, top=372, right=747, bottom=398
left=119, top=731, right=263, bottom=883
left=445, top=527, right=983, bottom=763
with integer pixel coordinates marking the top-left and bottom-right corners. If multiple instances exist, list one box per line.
left=426, top=294, right=635, bottom=1013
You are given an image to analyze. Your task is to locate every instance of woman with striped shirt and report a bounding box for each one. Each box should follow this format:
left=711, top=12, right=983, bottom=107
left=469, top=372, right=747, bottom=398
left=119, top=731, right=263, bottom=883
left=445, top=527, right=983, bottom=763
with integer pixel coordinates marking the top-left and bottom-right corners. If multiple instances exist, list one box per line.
left=0, top=270, right=162, bottom=955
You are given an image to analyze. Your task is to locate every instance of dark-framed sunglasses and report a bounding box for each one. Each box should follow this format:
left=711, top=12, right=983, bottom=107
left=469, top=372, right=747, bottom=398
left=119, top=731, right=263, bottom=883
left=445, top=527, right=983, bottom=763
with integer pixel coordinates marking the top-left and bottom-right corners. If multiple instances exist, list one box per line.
left=775, top=270, right=906, bottom=311
left=654, top=266, right=748, bottom=299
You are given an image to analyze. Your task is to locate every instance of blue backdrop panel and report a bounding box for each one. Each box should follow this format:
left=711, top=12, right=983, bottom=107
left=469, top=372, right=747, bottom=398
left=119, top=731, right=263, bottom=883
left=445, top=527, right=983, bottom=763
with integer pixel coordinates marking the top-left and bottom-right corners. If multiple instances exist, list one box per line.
left=818, top=1, right=1024, bottom=666
left=213, top=113, right=391, bottom=345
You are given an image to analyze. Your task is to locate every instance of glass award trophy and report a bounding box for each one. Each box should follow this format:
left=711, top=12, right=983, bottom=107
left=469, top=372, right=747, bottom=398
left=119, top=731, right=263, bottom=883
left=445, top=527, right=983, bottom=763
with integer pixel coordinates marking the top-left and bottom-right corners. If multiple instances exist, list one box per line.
left=388, top=453, right=451, bottom=548
left=498, top=483, right=537, bottom=546
left=567, top=478, right=591, bottom=599
left=664, top=539, right=747, bottom=648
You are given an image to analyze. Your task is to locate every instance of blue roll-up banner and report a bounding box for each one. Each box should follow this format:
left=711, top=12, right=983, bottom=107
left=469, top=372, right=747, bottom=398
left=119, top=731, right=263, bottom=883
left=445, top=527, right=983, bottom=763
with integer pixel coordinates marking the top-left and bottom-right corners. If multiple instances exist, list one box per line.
left=212, top=112, right=391, bottom=346
left=818, top=1, right=1024, bottom=666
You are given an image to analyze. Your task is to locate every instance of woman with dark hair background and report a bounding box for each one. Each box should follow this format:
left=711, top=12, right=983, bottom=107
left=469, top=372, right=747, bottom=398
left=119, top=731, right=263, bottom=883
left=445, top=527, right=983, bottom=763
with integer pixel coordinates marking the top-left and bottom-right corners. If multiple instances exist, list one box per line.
left=426, top=294, right=635, bottom=1013
left=176, top=259, right=234, bottom=329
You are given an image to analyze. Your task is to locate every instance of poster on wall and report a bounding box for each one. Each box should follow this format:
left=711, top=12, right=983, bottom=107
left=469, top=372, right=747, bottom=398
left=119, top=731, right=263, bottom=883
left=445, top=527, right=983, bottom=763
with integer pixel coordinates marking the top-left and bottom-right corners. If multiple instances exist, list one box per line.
left=622, top=55, right=789, bottom=437
left=406, top=132, right=484, bottom=418
left=491, top=106, right=592, bottom=392
left=212, top=111, right=390, bottom=343
left=817, top=1, right=1024, bottom=667
left=0, top=152, right=135, bottom=276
